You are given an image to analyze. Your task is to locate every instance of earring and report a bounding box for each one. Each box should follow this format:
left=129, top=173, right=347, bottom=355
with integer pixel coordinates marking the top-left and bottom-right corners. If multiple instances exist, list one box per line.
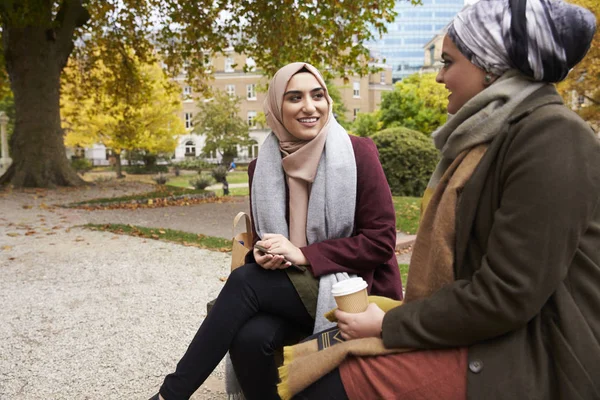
left=484, top=74, right=492, bottom=84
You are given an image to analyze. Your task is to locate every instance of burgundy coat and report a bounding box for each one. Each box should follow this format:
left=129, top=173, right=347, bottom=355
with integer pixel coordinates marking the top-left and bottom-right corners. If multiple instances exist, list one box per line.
left=245, top=135, right=403, bottom=301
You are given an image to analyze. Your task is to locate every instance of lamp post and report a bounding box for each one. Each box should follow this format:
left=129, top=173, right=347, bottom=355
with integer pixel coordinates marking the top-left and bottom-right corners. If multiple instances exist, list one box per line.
left=0, top=112, right=11, bottom=170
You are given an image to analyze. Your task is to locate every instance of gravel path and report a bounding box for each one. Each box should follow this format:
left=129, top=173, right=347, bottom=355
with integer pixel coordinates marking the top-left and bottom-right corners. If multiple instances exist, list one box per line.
left=0, top=182, right=230, bottom=400
left=0, top=180, right=411, bottom=400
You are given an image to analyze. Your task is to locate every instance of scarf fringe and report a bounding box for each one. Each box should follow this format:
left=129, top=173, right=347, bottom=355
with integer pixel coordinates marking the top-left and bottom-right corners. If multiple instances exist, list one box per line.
left=277, top=363, right=292, bottom=400
left=277, top=346, right=294, bottom=400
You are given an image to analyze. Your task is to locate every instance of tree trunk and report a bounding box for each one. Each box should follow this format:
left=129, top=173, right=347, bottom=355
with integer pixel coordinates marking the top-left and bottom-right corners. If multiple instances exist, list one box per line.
left=0, top=2, right=89, bottom=188
left=114, top=152, right=124, bottom=179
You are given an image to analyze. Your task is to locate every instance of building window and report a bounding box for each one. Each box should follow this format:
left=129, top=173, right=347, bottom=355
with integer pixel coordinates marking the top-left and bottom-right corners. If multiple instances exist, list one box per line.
left=225, top=57, right=234, bottom=73
left=183, top=86, right=192, bottom=96
left=105, top=148, right=113, bottom=160
left=246, top=57, right=256, bottom=71
left=226, top=84, right=236, bottom=97
left=380, top=72, right=386, bottom=85
left=247, top=84, right=256, bottom=100
left=75, top=146, right=85, bottom=158
left=577, top=95, right=586, bottom=106
left=353, top=82, right=360, bottom=98
left=247, top=111, right=257, bottom=128
left=185, top=112, right=193, bottom=129
left=353, top=108, right=360, bottom=120
left=248, top=143, right=259, bottom=159
left=185, top=140, right=196, bottom=156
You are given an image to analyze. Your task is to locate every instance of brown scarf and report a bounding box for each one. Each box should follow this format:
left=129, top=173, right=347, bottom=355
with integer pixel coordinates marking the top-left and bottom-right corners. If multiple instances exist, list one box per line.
left=276, top=144, right=489, bottom=399
left=405, top=144, right=488, bottom=301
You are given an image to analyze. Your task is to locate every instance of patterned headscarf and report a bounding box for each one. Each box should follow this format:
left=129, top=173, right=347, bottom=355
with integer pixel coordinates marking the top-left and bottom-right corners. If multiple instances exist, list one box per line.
left=447, top=0, right=596, bottom=82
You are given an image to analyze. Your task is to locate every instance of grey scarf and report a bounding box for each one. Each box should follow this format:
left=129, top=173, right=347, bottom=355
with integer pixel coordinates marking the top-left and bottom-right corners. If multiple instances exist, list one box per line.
left=252, top=119, right=358, bottom=332
left=428, top=70, right=546, bottom=190
left=226, top=119, right=357, bottom=399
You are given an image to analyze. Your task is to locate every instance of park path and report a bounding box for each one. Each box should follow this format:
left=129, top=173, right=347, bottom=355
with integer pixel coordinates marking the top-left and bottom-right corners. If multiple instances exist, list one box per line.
left=0, top=182, right=230, bottom=400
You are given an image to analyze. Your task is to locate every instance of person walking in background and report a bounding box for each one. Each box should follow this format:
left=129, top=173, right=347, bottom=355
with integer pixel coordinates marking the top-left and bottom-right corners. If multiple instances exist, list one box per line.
left=291, top=1, right=600, bottom=399
left=149, top=62, right=403, bottom=400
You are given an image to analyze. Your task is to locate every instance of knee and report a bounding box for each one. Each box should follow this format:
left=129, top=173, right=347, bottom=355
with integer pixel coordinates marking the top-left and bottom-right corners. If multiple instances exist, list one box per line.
left=231, top=320, right=276, bottom=357
left=226, top=263, right=262, bottom=289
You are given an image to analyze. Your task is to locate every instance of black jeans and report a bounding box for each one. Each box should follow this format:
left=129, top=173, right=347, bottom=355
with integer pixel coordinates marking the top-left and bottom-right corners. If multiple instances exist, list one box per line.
left=159, top=263, right=314, bottom=400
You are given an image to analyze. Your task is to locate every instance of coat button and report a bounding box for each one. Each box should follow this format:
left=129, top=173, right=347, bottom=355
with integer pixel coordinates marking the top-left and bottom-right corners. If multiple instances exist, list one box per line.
left=469, top=359, right=483, bottom=374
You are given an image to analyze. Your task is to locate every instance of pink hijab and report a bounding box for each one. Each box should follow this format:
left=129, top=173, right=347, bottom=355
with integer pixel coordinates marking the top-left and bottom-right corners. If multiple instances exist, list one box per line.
left=263, top=62, right=334, bottom=247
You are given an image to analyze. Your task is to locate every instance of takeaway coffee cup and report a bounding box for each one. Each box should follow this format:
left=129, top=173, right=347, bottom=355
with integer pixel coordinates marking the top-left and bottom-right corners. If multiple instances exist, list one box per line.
left=331, top=277, right=369, bottom=313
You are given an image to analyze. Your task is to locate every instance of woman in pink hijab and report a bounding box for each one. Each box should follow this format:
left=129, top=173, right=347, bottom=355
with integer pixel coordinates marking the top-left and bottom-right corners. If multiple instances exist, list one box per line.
left=150, top=63, right=402, bottom=400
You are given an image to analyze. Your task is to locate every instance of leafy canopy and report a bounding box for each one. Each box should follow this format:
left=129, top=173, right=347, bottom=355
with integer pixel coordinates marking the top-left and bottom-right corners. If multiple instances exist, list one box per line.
left=1, top=0, right=403, bottom=91
left=61, top=47, right=185, bottom=158
left=379, top=73, right=448, bottom=135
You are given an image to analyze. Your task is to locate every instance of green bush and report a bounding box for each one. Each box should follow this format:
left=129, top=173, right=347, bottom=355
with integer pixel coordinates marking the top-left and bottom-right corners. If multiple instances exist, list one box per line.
left=152, top=173, right=169, bottom=185
left=123, top=164, right=169, bottom=174
left=174, top=159, right=212, bottom=172
left=71, top=157, right=93, bottom=175
left=211, top=165, right=228, bottom=183
left=371, top=127, right=439, bottom=197
left=189, top=174, right=213, bottom=190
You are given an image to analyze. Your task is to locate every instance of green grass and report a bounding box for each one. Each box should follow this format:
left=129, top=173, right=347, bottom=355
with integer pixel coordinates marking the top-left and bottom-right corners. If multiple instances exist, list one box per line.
left=67, top=186, right=208, bottom=206
left=399, top=263, right=409, bottom=287
left=84, top=223, right=232, bottom=251
left=166, top=176, right=196, bottom=188
left=392, top=196, right=421, bottom=234
left=167, top=171, right=248, bottom=189
left=214, top=187, right=249, bottom=197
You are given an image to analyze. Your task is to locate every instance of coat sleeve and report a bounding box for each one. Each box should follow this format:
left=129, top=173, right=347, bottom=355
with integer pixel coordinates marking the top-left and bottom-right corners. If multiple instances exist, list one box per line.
left=301, top=137, right=398, bottom=277
left=382, top=106, right=600, bottom=349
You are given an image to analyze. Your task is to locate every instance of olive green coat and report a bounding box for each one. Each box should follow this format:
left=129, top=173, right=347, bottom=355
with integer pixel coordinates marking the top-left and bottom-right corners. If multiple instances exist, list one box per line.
left=382, top=85, right=600, bottom=399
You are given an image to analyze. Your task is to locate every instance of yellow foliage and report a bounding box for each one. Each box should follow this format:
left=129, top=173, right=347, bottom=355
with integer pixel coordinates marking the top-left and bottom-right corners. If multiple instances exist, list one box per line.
left=61, top=48, right=185, bottom=155
left=558, top=0, right=599, bottom=128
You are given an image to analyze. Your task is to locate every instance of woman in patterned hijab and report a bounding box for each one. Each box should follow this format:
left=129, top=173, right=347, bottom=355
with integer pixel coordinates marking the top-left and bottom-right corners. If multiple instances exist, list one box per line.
left=290, top=1, right=600, bottom=400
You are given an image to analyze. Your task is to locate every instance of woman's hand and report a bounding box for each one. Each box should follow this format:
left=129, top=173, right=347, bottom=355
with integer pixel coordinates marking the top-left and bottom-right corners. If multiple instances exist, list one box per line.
left=253, top=246, right=290, bottom=270
left=335, top=303, right=385, bottom=340
left=259, top=233, right=309, bottom=266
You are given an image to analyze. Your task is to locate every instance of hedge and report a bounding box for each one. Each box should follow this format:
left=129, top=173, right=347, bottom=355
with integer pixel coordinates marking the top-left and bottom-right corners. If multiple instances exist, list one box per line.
left=371, top=127, right=439, bottom=197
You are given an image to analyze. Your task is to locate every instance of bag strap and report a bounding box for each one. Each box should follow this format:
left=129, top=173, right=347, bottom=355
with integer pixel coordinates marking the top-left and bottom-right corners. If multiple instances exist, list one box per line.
left=233, top=211, right=252, bottom=237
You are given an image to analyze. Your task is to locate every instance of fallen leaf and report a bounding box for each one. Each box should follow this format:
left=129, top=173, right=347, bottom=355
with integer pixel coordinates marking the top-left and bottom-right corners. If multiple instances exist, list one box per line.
left=219, top=276, right=228, bottom=282
left=22, top=205, right=33, bottom=209
left=151, top=234, right=159, bottom=239
left=159, top=230, right=166, bottom=234
left=1, top=246, right=12, bottom=251
left=75, top=237, right=85, bottom=242
left=6, top=232, right=19, bottom=237
left=8, top=257, right=16, bottom=261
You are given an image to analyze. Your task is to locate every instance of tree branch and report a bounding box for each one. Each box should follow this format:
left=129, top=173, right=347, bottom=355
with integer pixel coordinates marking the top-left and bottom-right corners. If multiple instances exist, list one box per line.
left=54, top=0, right=90, bottom=68
left=584, top=94, right=600, bottom=106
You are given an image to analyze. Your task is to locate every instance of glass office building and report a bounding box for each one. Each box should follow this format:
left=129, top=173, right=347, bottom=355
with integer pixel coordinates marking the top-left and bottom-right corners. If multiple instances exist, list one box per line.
left=368, top=0, right=464, bottom=82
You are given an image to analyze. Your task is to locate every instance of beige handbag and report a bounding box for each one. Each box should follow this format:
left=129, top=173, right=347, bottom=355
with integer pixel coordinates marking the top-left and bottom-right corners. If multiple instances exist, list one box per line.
left=231, top=211, right=252, bottom=271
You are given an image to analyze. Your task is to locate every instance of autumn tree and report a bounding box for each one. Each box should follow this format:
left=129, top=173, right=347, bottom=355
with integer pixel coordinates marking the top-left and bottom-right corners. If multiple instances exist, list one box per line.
left=351, top=111, right=381, bottom=137
left=193, top=90, right=250, bottom=166
left=558, top=0, right=599, bottom=130
left=0, top=0, right=401, bottom=188
left=379, top=72, right=448, bottom=135
left=61, top=51, right=185, bottom=178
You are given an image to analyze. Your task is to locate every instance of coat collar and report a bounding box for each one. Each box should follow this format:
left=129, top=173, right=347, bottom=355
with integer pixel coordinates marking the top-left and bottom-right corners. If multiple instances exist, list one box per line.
left=507, top=84, right=565, bottom=124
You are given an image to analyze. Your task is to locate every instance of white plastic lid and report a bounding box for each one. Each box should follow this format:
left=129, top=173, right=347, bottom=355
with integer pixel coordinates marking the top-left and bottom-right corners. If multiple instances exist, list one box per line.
left=331, top=277, right=368, bottom=297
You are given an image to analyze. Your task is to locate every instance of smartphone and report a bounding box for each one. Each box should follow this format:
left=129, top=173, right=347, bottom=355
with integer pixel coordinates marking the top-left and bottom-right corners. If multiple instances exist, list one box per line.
left=253, top=244, right=306, bottom=272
